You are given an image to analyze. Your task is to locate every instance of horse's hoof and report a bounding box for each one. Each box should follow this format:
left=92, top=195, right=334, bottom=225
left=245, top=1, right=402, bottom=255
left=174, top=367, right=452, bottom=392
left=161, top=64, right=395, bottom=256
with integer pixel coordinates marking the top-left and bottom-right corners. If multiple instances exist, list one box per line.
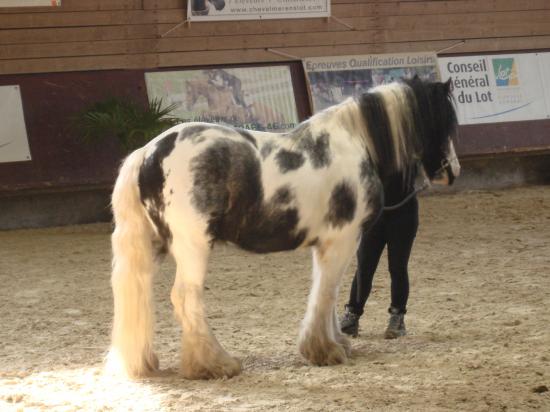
left=105, top=349, right=159, bottom=379
left=299, top=339, right=348, bottom=366
left=181, top=354, right=242, bottom=380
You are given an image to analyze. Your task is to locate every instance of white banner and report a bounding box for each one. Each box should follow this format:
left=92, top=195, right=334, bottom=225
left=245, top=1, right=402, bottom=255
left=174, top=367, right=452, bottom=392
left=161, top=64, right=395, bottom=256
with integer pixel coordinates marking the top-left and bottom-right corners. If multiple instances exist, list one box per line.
left=0, top=0, right=60, bottom=6
left=0, top=85, right=31, bottom=163
left=538, top=52, right=550, bottom=121
left=303, top=52, right=439, bottom=113
left=439, top=53, right=549, bottom=125
left=187, top=0, right=329, bottom=21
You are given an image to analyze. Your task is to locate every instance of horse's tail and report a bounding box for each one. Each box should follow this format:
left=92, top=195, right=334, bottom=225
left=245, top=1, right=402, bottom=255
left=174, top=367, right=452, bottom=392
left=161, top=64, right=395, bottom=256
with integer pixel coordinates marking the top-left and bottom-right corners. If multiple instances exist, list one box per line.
left=107, top=147, right=159, bottom=378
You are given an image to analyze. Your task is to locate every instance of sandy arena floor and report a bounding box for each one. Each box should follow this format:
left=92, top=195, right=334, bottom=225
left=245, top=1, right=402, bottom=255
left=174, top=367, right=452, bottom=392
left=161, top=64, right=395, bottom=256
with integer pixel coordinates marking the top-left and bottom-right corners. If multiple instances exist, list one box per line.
left=1, top=185, right=549, bottom=411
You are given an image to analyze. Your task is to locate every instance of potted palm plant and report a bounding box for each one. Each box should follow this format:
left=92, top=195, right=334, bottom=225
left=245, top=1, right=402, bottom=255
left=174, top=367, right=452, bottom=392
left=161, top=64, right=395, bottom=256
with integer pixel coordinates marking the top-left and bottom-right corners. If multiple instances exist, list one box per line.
left=74, top=97, right=181, bottom=153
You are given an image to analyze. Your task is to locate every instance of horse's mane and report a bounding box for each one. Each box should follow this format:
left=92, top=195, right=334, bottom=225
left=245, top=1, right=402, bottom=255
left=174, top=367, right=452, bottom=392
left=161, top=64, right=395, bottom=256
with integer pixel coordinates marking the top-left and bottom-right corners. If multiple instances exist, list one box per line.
left=285, top=77, right=457, bottom=184
left=312, top=97, right=373, bottom=156
left=310, top=78, right=456, bottom=180
left=306, top=82, right=417, bottom=179
left=360, top=82, right=422, bottom=174
left=333, top=82, right=421, bottom=178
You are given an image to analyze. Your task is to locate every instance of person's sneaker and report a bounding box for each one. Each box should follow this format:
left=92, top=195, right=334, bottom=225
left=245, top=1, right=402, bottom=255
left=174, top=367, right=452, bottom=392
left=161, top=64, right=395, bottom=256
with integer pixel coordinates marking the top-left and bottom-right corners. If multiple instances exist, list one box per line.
left=340, top=305, right=360, bottom=337
left=384, top=307, right=406, bottom=339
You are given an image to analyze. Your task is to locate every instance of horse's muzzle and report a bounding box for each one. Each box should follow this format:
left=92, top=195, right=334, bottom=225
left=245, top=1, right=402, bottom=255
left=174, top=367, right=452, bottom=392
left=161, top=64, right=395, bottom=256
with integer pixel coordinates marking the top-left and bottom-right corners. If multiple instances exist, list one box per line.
left=445, top=163, right=455, bottom=185
left=432, top=160, right=458, bottom=186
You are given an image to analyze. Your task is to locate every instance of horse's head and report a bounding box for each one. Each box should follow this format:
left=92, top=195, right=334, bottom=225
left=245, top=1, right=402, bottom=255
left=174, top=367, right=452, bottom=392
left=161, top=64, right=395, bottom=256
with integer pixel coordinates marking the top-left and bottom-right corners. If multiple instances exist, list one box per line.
left=186, top=78, right=210, bottom=108
left=209, top=0, right=225, bottom=11
left=404, top=76, right=460, bottom=185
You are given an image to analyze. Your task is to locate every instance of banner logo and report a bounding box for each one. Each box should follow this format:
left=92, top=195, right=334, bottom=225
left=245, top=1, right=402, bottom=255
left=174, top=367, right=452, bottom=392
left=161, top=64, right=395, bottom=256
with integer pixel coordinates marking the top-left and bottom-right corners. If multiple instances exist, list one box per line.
left=492, top=58, right=519, bottom=87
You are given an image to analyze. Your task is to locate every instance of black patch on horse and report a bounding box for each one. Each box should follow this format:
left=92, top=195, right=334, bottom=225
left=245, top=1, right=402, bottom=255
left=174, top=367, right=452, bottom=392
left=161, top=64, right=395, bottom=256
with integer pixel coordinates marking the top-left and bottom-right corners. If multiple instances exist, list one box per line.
left=297, top=131, right=331, bottom=169
left=359, top=157, right=382, bottom=205
left=179, top=125, right=208, bottom=143
left=287, top=124, right=332, bottom=169
left=189, top=142, right=232, bottom=217
left=190, top=140, right=306, bottom=253
left=359, top=158, right=376, bottom=183
left=237, top=128, right=258, bottom=148
left=275, top=149, right=305, bottom=173
left=138, top=132, right=178, bottom=249
left=179, top=124, right=232, bottom=144
left=260, top=141, right=277, bottom=159
left=359, top=159, right=384, bottom=232
left=272, top=186, right=293, bottom=205
left=326, top=181, right=357, bottom=228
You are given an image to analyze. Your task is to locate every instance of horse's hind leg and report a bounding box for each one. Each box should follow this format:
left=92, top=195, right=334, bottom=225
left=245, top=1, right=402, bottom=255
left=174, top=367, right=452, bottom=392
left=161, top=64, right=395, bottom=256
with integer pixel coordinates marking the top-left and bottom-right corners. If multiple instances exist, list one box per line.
left=299, top=234, right=357, bottom=366
left=170, top=233, right=242, bottom=380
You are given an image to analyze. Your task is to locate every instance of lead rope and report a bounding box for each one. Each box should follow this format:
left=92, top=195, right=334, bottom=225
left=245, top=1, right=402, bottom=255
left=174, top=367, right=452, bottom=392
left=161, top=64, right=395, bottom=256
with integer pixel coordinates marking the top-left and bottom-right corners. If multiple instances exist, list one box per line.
left=382, top=155, right=458, bottom=211
left=383, top=162, right=430, bottom=211
left=382, top=180, right=429, bottom=211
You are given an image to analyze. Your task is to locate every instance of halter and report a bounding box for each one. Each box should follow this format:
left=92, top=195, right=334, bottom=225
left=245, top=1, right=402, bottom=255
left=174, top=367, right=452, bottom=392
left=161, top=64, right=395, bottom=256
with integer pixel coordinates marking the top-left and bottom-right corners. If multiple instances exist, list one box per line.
left=439, top=156, right=456, bottom=185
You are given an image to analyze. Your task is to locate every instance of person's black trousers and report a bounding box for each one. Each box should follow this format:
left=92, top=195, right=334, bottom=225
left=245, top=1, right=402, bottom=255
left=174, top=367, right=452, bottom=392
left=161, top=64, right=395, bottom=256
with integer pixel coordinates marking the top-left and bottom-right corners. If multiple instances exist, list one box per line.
left=347, top=197, right=419, bottom=316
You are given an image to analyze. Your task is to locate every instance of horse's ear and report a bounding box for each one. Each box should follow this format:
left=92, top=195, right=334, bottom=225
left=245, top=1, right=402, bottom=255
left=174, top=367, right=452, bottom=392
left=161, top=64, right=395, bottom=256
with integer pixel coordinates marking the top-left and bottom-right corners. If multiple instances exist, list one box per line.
left=413, top=74, right=420, bottom=81
left=444, top=77, right=453, bottom=94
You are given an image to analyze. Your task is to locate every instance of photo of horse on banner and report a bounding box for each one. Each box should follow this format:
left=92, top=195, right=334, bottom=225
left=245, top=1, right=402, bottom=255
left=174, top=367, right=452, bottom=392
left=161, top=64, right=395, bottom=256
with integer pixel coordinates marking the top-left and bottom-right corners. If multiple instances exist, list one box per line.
left=185, top=76, right=286, bottom=129
left=185, top=77, right=250, bottom=125
left=190, top=0, right=226, bottom=16
left=106, top=76, right=460, bottom=380
left=146, top=67, right=297, bottom=132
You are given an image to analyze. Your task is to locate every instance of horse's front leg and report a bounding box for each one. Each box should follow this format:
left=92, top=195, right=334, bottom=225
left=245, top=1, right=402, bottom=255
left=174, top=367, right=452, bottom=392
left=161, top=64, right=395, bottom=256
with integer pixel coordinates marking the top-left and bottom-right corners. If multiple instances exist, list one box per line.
left=170, top=234, right=241, bottom=380
left=299, top=234, right=358, bottom=366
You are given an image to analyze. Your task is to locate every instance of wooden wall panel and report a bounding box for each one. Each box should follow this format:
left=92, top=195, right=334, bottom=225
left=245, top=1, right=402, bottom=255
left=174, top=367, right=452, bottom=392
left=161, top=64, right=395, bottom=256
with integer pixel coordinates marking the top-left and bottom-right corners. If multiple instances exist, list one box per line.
left=0, top=0, right=549, bottom=193
left=1, top=0, right=550, bottom=74
left=0, top=25, right=157, bottom=45
left=0, top=70, right=149, bottom=192
left=0, top=0, right=144, bottom=12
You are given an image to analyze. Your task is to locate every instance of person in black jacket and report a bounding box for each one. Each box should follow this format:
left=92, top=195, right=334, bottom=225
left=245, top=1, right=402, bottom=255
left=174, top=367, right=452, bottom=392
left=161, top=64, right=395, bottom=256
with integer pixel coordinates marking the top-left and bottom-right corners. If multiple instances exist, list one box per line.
left=340, top=170, right=419, bottom=338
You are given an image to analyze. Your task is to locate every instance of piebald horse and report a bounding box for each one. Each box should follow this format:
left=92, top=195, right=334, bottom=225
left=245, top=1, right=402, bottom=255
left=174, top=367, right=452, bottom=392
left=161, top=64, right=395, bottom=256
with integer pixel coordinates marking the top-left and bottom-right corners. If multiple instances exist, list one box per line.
left=107, top=77, right=460, bottom=380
